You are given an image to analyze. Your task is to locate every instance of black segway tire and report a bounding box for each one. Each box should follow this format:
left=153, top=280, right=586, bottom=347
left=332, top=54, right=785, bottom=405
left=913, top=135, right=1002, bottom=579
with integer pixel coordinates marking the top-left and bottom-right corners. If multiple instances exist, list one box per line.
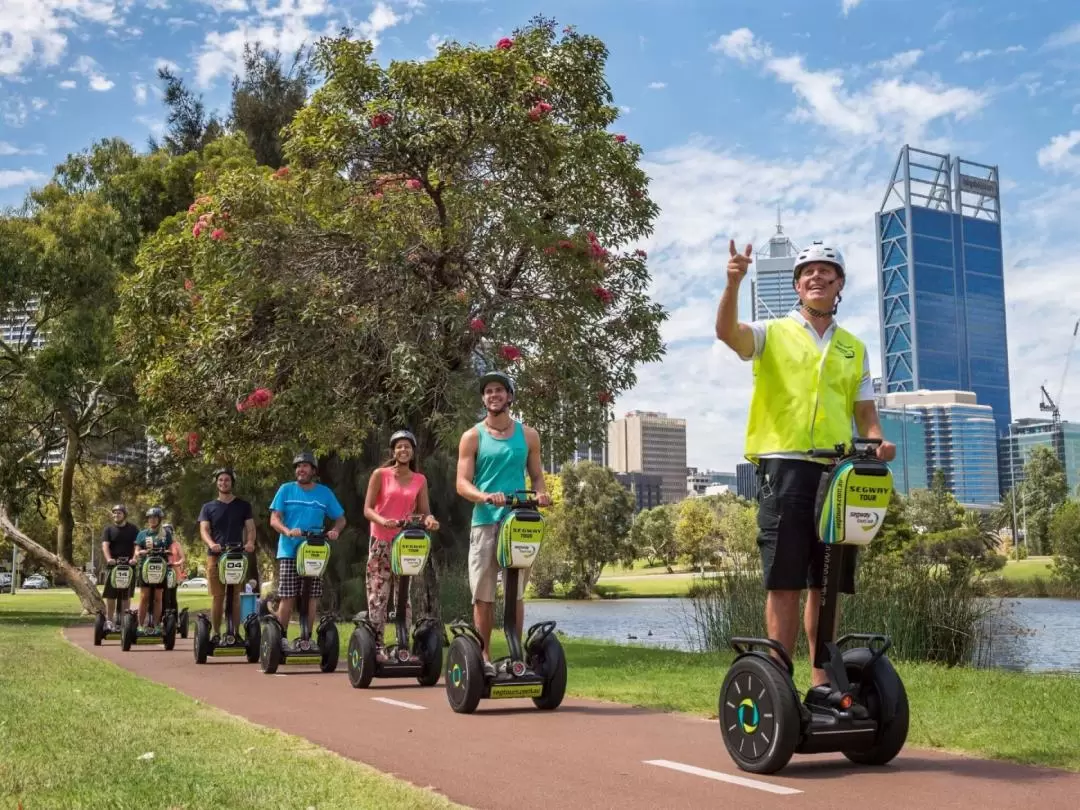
left=531, top=632, right=567, bottom=711
left=121, top=612, right=136, bottom=652
left=319, top=622, right=340, bottom=673
left=194, top=616, right=210, bottom=664
left=445, top=635, right=484, bottom=714
left=93, top=612, right=105, bottom=646
left=840, top=648, right=909, bottom=767
left=260, top=619, right=282, bottom=674
left=414, top=623, right=443, bottom=687
left=718, top=654, right=802, bottom=774
left=179, top=608, right=189, bottom=639
left=245, top=616, right=261, bottom=663
left=163, top=612, right=177, bottom=651
left=348, top=626, right=378, bottom=689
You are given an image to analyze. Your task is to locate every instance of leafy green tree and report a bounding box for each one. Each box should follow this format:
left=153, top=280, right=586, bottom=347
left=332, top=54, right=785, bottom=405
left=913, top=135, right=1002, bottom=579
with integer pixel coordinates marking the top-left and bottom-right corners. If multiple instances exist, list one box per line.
left=629, top=504, right=678, bottom=570
left=675, top=497, right=721, bottom=573
left=904, top=468, right=964, bottom=533
left=1019, top=445, right=1068, bottom=555
left=118, top=19, right=667, bottom=618
left=556, top=461, right=637, bottom=597
left=1049, top=500, right=1080, bottom=587
left=716, top=498, right=758, bottom=565
left=152, top=67, right=225, bottom=156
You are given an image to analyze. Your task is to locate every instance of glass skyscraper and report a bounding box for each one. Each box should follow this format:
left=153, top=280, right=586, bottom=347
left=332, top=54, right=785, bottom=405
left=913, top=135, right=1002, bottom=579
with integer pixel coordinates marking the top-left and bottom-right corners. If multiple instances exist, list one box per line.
left=880, top=391, right=1000, bottom=509
left=751, top=215, right=800, bottom=321
left=875, top=145, right=1013, bottom=438
left=999, top=419, right=1080, bottom=496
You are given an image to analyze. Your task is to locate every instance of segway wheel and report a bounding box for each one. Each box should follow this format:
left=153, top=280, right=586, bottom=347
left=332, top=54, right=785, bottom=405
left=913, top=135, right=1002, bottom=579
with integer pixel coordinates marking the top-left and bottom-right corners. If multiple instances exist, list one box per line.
left=121, top=612, right=136, bottom=652
left=347, top=626, right=377, bottom=688
left=260, top=619, right=282, bottom=674
left=413, top=624, right=443, bottom=687
left=245, top=616, right=261, bottom=664
left=194, top=616, right=210, bottom=664
left=93, top=612, right=105, bottom=646
left=319, top=622, right=340, bottom=673
left=841, top=648, right=910, bottom=767
left=163, top=613, right=177, bottom=651
left=445, top=635, right=484, bottom=714
left=179, top=608, right=189, bottom=640
left=531, top=632, right=567, bottom=711
left=718, top=655, right=801, bottom=774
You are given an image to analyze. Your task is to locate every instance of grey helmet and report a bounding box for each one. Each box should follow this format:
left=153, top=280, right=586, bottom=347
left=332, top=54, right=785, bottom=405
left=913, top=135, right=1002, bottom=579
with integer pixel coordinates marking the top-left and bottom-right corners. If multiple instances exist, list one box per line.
left=111, top=504, right=128, bottom=515
left=389, top=430, right=417, bottom=449
left=145, top=506, right=164, bottom=519
left=478, top=370, right=515, bottom=398
left=212, top=467, right=236, bottom=484
left=293, top=451, right=318, bottom=470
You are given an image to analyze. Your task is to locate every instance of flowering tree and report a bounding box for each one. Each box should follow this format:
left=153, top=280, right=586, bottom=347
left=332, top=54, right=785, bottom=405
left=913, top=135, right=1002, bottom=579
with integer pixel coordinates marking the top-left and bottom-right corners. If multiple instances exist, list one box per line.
left=120, top=17, right=666, bottom=472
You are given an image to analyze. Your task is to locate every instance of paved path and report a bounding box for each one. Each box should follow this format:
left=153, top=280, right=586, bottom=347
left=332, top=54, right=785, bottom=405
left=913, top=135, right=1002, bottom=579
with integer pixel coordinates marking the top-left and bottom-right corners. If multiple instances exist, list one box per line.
left=67, top=627, right=1080, bottom=809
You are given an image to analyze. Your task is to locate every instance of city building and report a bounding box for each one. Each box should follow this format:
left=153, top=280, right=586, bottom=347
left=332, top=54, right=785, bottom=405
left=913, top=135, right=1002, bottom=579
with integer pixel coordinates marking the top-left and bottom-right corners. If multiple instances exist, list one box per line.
left=542, top=440, right=608, bottom=475
left=879, top=390, right=1000, bottom=508
left=878, top=406, right=929, bottom=494
left=876, top=145, right=1013, bottom=437
left=616, top=472, right=665, bottom=513
left=750, top=211, right=800, bottom=321
left=607, top=410, right=688, bottom=505
left=0, top=299, right=47, bottom=352
left=735, top=462, right=759, bottom=501
left=999, top=418, right=1080, bottom=496
left=686, top=468, right=738, bottom=496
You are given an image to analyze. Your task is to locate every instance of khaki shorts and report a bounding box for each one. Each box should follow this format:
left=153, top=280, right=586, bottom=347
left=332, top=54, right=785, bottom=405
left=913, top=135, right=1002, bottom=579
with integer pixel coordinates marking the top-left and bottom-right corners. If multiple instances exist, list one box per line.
left=468, top=523, right=530, bottom=604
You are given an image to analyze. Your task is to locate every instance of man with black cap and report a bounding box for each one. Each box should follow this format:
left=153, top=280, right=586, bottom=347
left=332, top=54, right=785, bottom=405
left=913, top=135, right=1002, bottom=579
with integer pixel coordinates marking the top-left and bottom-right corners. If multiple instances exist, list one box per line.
left=268, top=452, right=347, bottom=649
left=100, top=504, right=138, bottom=627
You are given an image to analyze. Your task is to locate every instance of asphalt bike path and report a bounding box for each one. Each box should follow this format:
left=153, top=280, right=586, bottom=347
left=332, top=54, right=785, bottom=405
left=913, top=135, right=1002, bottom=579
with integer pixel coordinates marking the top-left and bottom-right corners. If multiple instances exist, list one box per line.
left=67, top=627, right=1079, bottom=809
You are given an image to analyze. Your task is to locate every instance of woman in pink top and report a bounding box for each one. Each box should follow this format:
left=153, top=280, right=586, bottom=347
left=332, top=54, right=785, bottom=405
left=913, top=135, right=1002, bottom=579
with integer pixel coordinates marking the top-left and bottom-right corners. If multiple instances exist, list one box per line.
left=363, top=429, right=440, bottom=662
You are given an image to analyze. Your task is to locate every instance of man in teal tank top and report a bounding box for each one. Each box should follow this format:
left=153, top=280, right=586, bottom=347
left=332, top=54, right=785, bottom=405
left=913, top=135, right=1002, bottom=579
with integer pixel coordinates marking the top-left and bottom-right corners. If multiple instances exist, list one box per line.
left=456, top=371, right=552, bottom=677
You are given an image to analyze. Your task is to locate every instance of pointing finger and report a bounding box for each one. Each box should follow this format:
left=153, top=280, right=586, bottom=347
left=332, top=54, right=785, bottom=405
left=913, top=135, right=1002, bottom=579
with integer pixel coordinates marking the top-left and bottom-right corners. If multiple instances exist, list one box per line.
left=729, top=239, right=737, bottom=257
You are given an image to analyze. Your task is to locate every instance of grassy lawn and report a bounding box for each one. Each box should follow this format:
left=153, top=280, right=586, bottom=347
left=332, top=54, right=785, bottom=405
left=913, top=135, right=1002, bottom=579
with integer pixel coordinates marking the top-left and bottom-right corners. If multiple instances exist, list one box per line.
left=0, top=594, right=461, bottom=810
left=999, top=557, right=1054, bottom=582
left=590, top=574, right=698, bottom=598
left=7, top=589, right=1080, bottom=778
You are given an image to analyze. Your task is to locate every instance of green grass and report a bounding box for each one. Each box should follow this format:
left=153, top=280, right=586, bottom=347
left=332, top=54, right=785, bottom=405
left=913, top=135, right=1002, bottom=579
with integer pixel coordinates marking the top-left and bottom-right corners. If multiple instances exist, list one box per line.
left=590, top=574, right=698, bottom=599
left=7, top=588, right=1080, bottom=778
left=999, top=557, right=1054, bottom=582
left=0, top=594, right=461, bottom=810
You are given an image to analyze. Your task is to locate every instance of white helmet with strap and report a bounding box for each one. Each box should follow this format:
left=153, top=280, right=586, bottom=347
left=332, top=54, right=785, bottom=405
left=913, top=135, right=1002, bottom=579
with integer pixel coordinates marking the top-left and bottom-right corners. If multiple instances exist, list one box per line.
left=793, top=241, right=845, bottom=280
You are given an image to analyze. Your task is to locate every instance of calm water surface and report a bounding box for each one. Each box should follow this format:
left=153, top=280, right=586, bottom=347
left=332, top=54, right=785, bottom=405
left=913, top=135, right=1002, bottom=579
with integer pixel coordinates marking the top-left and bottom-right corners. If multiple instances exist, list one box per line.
left=523, top=596, right=1080, bottom=673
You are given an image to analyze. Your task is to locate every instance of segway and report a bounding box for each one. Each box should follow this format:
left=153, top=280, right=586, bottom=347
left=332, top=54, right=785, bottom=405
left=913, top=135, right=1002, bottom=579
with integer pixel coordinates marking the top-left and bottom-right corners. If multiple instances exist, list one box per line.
left=258, top=531, right=339, bottom=674
left=717, top=437, right=909, bottom=774
left=445, top=490, right=567, bottom=714
left=94, top=557, right=134, bottom=646
left=348, top=514, right=444, bottom=689
left=121, top=551, right=178, bottom=651
left=194, top=547, right=261, bottom=664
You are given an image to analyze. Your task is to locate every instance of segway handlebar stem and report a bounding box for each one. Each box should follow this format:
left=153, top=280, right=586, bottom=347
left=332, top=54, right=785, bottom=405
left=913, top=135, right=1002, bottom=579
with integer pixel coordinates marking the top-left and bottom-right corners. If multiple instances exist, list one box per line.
left=807, top=437, right=882, bottom=462
left=388, top=514, right=432, bottom=530
left=486, top=489, right=540, bottom=509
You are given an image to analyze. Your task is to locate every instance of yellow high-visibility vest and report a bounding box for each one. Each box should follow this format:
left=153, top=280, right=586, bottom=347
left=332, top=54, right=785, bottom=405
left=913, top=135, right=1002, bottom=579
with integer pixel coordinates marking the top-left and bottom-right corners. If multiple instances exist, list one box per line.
left=744, top=317, right=865, bottom=463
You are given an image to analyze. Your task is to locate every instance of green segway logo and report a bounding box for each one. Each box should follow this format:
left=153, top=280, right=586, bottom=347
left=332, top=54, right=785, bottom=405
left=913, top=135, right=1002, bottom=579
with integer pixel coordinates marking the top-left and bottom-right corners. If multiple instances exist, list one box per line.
left=738, top=698, right=759, bottom=734
left=450, top=663, right=463, bottom=688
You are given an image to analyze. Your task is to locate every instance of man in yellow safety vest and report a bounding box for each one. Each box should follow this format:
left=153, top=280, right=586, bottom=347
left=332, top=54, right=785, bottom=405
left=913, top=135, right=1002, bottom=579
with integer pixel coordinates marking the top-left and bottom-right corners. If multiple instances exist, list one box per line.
left=715, top=238, right=896, bottom=688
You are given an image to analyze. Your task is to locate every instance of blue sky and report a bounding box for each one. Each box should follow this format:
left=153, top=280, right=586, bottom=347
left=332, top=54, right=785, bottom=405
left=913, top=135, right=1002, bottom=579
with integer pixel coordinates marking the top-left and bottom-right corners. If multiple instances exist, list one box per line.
left=2, top=0, right=1080, bottom=471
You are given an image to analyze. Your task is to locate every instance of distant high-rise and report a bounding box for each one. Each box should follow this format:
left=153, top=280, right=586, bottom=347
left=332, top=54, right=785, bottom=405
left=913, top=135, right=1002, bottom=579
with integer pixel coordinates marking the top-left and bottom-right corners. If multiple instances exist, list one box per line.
left=607, top=410, right=688, bottom=505
left=999, top=418, right=1080, bottom=496
left=880, top=390, right=1000, bottom=508
left=876, top=145, right=1013, bottom=437
left=751, top=210, right=800, bottom=321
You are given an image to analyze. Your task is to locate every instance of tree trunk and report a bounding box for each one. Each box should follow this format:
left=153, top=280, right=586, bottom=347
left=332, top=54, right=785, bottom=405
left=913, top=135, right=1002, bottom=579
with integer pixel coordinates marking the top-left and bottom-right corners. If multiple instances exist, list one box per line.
left=55, top=427, right=79, bottom=565
left=1, top=505, right=105, bottom=615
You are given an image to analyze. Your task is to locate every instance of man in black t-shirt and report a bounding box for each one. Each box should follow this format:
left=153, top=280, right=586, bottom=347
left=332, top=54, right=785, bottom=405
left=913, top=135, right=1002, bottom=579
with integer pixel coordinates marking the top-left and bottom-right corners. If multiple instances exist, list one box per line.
left=198, top=468, right=256, bottom=639
left=101, top=504, right=139, bottom=624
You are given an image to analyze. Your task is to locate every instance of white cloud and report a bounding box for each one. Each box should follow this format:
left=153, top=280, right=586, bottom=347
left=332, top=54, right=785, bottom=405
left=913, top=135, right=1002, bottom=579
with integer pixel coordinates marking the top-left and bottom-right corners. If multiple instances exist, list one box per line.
left=872, top=49, right=922, bottom=72
left=647, top=81, right=666, bottom=90
left=58, top=79, right=76, bottom=89
left=0, top=168, right=46, bottom=189
left=1036, top=130, right=1080, bottom=174
left=155, top=58, right=180, bottom=73
left=841, top=0, right=863, bottom=15
left=197, top=0, right=248, bottom=11
left=0, top=141, right=43, bottom=156
left=1044, top=22, right=1080, bottom=50
left=70, top=54, right=114, bottom=91
left=2, top=96, right=28, bottom=126
left=0, top=0, right=122, bottom=78
left=710, top=28, right=987, bottom=144
left=30, top=97, right=46, bottom=110
left=958, top=45, right=1025, bottom=63
left=134, top=82, right=148, bottom=104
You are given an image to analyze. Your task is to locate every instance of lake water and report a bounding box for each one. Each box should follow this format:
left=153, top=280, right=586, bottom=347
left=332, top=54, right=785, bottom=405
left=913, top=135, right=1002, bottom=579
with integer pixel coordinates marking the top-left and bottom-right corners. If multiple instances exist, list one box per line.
left=522, top=596, right=1080, bottom=674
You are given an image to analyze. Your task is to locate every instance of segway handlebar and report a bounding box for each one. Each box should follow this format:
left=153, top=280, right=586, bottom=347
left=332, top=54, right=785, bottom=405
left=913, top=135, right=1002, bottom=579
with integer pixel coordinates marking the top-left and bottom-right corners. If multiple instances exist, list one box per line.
left=107, top=557, right=132, bottom=567
left=388, top=514, right=432, bottom=530
left=485, top=489, right=540, bottom=509
left=297, top=530, right=330, bottom=542
left=807, top=437, right=882, bottom=461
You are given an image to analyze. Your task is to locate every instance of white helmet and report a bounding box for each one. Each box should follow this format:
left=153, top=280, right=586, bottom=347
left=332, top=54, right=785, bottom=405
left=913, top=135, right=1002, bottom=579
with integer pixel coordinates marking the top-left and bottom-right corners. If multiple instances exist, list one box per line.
left=794, top=241, right=845, bottom=279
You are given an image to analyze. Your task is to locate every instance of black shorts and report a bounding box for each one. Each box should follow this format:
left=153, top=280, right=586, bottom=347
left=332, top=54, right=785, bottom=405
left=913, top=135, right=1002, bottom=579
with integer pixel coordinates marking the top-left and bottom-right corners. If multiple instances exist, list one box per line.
left=102, top=573, right=134, bottom=601
left=277, top=558, right=323, bottom=600
left=756, top=458, right=857, bottom=594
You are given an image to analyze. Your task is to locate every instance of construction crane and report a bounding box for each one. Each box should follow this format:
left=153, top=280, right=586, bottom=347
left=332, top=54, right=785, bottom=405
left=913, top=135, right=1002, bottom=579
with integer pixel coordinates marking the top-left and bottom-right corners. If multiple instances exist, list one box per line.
left=1040, top=317, right=1079, bottom=424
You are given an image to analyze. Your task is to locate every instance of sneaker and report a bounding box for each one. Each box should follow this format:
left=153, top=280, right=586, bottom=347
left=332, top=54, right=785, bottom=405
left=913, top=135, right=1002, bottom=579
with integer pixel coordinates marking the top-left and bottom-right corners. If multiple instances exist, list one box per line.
left=280, top=638, right=291, bottom=653
left=375, top=649, right=389, bottom=664
left=483, top=661, right=497, bottom=678
left=210, top=634, right=221, bottom=645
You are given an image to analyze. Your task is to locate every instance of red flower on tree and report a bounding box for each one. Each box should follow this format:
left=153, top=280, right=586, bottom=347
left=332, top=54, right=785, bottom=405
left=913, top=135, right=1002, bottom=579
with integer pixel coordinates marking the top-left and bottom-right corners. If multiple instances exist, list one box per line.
left=528, top=101, right=553, bottom=121
left=496, top=37, right=513, bottom=50
left=469, top=318, right=486, bottom=332
left=499, top=345, right=522, bottom=362
left=614, top=134, right=627, bottom=143
left=405, top=178, right=422, bottom=190
left=273, top=166, right=290, bottom=178
left=186, top=432, right=200, bottom=455
left=237, top=387, right=274, bottom=412
left=183, top=278, right=194, bottom=291
left=210, top=228, right=227, bottom=241
left=594, top=286, right=614, bottom=306
left=370, top=111, right=393, bottom=128
left=597, top=390, right=613, bottom=405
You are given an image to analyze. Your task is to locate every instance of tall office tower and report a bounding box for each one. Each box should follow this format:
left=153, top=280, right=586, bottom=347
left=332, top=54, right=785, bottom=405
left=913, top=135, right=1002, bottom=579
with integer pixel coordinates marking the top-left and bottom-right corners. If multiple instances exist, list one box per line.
left=751, top=211, right=800, bottom=321
left=607, top=410, right=688, bottom=505
left=876, top=145, right=1012, bottom=437
left=880, top=390, right=1000, bottom=509
left=999, top=419, right=1080, bottom=496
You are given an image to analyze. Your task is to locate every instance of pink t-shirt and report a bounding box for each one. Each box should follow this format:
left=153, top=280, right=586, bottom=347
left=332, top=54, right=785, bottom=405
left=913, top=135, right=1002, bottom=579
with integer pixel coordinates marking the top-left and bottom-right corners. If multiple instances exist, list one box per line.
left=370, top=467, right=427, bottom=542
